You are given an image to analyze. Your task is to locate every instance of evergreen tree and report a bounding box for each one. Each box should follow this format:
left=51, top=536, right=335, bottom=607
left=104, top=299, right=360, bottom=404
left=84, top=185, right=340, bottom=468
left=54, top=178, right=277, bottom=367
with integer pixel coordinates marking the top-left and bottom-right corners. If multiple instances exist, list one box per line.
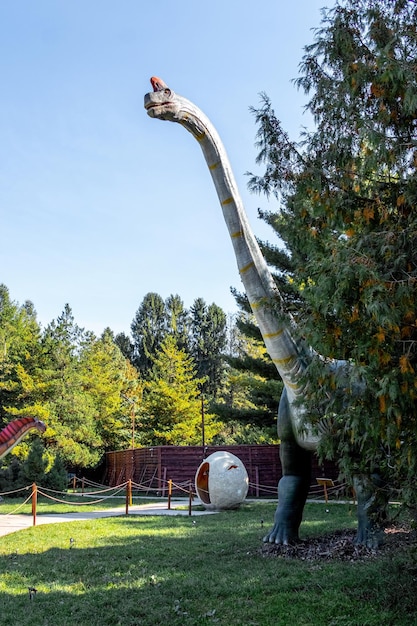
left=249, top=0, right=417, bottom=503
left=131, top=293, right=228, bottom=396
left=165, top=294, right=190, bottom=351
left=0, top=288, right=142, bottom=470
left=41, top=308, right=140, bottom=467
left=0, top=456, right=22, bottom=495
left=131, top=293, right=167, bottom=376
left=40, top=307, right=102, bottom=468
left=139, top=335, right=221, bottom=445
left=189, top=298, right=227, bottom=397
left=19, top=437, right=47, bottom=485
left=214, top=310, right=281, bottom=441
left=114, top=331, right=135, bottom=363
left=44, top=453, right=68, bottom=491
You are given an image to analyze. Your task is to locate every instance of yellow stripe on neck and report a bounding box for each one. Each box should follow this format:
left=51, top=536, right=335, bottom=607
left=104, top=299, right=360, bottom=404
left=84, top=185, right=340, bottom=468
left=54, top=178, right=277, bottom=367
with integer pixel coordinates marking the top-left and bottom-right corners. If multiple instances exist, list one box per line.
left=284, top=380, right=302, bottom=391
left=263, top=329, right=284, bottom=339
left=195, top=131, right=206, bottom=142
left=272, top=355, right=296, bottom=366
left=239, top=261, right=255, bottom=275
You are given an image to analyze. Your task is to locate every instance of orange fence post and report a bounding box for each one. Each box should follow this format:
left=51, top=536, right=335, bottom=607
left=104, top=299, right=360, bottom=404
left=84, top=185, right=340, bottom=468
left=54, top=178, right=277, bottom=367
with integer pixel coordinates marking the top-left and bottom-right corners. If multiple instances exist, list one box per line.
left=168, top=479, right=172, bottom=510
left=82, top=477, right=85, bottom=494
left=125, top=480, right=132, bottom=515
left=72, top=475, right=77, bottom=492
left=31, top=482, right=37, bottom=526
left=188, top=481, right=193, bottom=516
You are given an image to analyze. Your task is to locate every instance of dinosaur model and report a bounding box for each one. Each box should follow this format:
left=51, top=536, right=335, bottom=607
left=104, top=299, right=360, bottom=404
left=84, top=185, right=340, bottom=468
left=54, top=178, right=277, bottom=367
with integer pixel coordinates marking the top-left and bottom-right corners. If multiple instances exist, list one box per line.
left=0, top=416, right=46, bottom=460
left=144, top=77, right=385, bottom=547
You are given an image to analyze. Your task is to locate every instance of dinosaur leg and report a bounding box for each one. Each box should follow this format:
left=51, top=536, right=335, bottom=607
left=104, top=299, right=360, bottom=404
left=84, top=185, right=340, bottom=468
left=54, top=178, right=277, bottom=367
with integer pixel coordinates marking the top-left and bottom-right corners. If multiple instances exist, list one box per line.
left=263, top=390, right=312, bottom=544
left=353, top=473, right=388, bottom=548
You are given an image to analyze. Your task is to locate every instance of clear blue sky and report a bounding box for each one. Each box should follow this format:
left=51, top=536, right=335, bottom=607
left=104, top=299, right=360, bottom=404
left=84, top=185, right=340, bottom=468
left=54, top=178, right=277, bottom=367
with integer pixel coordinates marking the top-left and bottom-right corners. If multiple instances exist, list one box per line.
left=0, top=0, right=333, bottom=336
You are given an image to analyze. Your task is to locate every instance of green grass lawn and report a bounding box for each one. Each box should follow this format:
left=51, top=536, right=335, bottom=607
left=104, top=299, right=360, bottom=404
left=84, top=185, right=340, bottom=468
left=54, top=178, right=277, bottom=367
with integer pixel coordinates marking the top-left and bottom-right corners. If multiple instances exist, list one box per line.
left=0, top=501, right=416, bottom=625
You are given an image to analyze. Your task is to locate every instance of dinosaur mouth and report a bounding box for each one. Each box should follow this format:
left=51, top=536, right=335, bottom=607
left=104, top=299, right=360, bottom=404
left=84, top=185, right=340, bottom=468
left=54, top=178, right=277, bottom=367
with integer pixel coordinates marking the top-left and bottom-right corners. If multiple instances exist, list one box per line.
left=144, top=100, right=172, bottom=111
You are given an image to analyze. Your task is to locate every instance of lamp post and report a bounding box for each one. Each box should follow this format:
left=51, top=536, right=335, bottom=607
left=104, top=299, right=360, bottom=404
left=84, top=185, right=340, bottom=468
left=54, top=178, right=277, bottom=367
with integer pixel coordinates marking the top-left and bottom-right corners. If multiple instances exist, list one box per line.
left=201, top=391, right=205, bottom=449
left=121, top=393, right=136, bottom=450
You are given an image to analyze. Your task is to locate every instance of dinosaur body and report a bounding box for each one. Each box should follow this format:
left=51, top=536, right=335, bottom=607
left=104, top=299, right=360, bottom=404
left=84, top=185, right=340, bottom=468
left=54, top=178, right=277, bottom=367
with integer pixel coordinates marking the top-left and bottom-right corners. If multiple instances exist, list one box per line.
left=144, top=77, right=384, bottom=547
left=0, top=417, right=46, bottom=460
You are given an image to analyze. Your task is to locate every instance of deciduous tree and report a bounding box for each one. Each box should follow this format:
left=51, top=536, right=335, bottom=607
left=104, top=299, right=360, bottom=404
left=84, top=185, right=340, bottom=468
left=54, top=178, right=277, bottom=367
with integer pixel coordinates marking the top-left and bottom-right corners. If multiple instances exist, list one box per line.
left=0, top=284, right=42, bottom=426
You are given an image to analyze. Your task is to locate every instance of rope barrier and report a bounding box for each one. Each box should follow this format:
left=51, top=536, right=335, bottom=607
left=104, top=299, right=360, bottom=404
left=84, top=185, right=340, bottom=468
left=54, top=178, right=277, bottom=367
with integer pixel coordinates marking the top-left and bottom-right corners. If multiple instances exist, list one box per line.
left=41, top=483, right=127, bottom=497
left=0, top=470, right=351, bottom=528
left=80, top=477, right=105, bottom=488
left=0, top=485, right=31, bottom=496
left=170, top=480, right=195, bottom=495
left=0, top=475, right=348, bottom=501
left=3, top=493, right=33, bottom=516
left=36, top=489, right=123, bottom=507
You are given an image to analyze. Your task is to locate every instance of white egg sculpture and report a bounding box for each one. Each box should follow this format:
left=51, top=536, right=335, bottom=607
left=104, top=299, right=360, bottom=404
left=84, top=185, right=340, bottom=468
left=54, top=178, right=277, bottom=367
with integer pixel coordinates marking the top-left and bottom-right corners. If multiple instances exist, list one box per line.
left=195, top=451, right=249, bottom=510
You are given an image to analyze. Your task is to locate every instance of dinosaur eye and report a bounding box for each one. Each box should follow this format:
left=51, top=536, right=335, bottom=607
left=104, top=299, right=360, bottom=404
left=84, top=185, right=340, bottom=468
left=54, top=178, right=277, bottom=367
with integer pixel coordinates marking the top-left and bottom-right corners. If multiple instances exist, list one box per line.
left=164, top=88, right=171, bottom=96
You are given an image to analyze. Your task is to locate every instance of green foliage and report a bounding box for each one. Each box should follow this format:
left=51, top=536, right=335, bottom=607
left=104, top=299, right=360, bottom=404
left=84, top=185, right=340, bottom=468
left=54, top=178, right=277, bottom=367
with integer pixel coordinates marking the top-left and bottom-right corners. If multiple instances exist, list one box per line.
left=1, top=283, right=267, bottom=464
left=250, top=0, right=417, bottom=503
left=217, top=309, right=282, bottom=436
left=131, top=292, right=168, bottom=376
left=131, top=292, right=227, bottom=399
left=0, top=292, right=141, bottom=470
left=0, top=456, right=22, bottom=494
left=43, top=453, right=67, bottom=491
left=0, top=284, right=42, bottom=426
left=165, top=294, right=190, bottom=351
left=114, top=331, right=134, bottom=362
left=138, top=335, right=222, bottom=445
left=212, top=420, right=277, bottom=445
left=189, top=298, right=227, bottom=397
left=40, top=307, right=136, bottom=468
left=0, top=438, right=67, bottom=493
left=19, top=437, right=47, bottom=484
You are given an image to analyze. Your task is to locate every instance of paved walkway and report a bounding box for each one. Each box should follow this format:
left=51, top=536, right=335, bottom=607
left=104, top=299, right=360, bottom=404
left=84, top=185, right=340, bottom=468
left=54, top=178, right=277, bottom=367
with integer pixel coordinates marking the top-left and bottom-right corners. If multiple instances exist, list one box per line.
left=0, top=500, right=215, bottom=538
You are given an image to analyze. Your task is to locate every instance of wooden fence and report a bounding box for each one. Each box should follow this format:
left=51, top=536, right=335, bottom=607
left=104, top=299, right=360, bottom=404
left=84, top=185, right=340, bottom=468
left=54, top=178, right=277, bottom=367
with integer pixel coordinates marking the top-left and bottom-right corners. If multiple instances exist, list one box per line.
left=105, top=445, right=339, bottom=497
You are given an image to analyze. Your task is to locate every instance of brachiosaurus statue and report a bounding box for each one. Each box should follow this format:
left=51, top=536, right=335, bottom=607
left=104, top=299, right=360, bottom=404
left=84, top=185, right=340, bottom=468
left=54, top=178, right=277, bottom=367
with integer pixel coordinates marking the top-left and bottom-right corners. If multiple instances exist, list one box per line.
left=144, top=77, right=385, bottom=547
left=0, top=417, right=46, bottom=460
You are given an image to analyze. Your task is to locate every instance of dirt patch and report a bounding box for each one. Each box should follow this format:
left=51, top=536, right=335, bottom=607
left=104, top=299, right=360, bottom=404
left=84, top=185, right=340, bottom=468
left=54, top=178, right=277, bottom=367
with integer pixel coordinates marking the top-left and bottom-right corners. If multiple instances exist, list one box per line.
left=260, top=525, right=417, bottom=562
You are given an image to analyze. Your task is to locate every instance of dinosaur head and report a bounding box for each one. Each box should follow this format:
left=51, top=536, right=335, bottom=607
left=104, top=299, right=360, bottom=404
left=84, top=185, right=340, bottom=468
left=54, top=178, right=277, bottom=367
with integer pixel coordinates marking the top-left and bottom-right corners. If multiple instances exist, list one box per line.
left=144, top=76, right=182, bottom=121
left=34, top=418, right=47, bottom=434
left=144, top=76, right=211, bottom=142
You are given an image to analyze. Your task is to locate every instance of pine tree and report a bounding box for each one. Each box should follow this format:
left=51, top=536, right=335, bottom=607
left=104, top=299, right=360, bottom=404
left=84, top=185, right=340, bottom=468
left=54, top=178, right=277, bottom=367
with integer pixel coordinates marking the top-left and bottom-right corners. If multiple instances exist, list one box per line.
left=41, top=308, right=140, bottom=467
left=40, top=307, right=103, bottom=468
left=189, top=298, right=227, bottom=397
left=19, top=438, right=47, bottom=485
left=165, top=294, right=190, bottom=351
left=131, top=293, right=167, bottom=376
left=139, top=335, right=221, bottom=445
left=214, top=310, right=282, bottom=439
left=44, top=453, right=68, bottom=491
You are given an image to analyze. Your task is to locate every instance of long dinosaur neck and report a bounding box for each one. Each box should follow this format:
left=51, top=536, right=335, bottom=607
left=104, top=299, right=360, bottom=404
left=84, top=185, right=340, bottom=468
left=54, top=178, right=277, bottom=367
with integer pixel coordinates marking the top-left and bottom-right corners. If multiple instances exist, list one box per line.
left=174, top=102, right=307, bottom=402
left=0, top=417, right=45, bottom=459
